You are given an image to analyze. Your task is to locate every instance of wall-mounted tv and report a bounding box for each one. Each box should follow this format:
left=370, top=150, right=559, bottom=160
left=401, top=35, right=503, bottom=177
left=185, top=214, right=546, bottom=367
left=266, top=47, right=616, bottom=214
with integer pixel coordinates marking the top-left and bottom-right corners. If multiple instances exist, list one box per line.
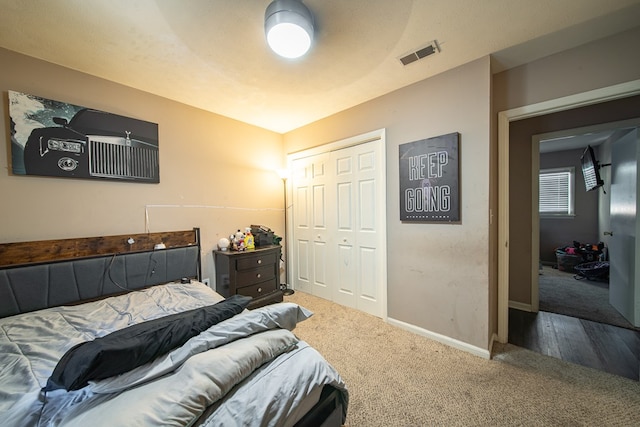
left=580, top=145, right=604, bottom=192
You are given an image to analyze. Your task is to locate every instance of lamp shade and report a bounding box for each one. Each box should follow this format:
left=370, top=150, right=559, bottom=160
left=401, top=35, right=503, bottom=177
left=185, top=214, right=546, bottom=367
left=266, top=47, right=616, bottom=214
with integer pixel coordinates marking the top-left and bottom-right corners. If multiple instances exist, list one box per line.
left=265, top=0, right=314, bottom=59
left=276, top=168, right=290, bottom=180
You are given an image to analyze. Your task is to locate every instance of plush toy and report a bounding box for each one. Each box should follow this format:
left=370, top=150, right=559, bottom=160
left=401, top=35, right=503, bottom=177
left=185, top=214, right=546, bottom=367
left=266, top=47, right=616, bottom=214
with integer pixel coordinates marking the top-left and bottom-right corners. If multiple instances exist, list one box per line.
left=217, top=237, right=230, bottom=251
left=244, top=227, right=255, bottom=250
left=232, top=229, right=246, bottom=251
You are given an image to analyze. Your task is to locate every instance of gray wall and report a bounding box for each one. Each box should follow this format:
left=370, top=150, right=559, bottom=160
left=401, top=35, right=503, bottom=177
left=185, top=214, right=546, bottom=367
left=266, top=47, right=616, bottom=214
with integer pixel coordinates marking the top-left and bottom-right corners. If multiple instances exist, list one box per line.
left=285, top=57, right=493, bottom=350
left=0, top=48, right=286, bottom=285
left=539, top=148, right=600, bottom=265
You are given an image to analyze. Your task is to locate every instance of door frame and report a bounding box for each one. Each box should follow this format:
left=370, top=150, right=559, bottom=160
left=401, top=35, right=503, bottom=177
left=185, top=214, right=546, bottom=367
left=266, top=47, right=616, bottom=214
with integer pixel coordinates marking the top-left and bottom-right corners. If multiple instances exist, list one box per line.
left=497, top=79, right=640, bottom=343
left=286, top=128, right=388, bottom=319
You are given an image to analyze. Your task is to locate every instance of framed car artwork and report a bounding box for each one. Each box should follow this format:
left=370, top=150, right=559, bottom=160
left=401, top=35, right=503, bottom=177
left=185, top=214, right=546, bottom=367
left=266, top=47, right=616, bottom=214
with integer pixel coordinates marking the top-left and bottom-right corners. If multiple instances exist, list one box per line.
left=8, top=91, right=159, bottom=183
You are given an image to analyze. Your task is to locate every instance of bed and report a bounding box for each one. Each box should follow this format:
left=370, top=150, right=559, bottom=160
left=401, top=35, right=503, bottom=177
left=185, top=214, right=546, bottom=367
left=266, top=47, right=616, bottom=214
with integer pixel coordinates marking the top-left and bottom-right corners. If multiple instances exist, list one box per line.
left=0, top=228, right=348, bottom=427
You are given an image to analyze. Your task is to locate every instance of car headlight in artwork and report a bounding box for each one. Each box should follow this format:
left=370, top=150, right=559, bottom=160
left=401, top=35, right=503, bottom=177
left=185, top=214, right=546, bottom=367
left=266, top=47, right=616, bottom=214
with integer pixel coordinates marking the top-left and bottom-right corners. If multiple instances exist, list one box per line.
left=47, top=138, right=82, bottom=153
left=58, top=157, right=78, bottom=171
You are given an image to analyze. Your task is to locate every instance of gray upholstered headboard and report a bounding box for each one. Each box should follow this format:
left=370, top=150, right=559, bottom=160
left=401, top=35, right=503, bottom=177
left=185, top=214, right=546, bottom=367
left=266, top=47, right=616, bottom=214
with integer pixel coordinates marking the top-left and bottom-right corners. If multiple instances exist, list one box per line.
left=0, top=229, right=201, bottom=319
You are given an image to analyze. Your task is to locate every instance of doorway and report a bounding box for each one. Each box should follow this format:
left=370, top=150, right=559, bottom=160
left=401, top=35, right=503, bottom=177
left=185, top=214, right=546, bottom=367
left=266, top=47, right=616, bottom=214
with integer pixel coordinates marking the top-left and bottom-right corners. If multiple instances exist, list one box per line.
left=530, top=122, right=640, bottom=330
left=287, top=129, right=388, bottom=318
left=497, top=79, right=640, bottom=343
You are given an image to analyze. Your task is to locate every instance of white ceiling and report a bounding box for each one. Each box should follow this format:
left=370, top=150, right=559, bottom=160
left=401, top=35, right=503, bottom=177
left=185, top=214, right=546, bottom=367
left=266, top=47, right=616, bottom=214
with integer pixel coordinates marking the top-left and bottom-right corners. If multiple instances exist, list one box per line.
left=540, top=129, right=617, bottom=153
left=539, top=125, right=638, bottom=153
left=2, top=0, right=640, bottom=133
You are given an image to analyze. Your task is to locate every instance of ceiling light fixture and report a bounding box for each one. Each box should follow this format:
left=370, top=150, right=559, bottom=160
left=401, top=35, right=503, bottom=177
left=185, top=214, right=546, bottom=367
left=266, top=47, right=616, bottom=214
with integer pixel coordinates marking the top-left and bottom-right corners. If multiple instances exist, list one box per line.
left=264, top=0, right=314, bottom=59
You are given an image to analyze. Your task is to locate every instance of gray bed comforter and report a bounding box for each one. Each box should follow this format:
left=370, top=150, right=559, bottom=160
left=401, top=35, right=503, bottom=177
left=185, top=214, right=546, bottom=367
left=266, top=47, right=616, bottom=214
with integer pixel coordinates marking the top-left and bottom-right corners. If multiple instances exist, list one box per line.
left=0, top=282, right=347, bottom=426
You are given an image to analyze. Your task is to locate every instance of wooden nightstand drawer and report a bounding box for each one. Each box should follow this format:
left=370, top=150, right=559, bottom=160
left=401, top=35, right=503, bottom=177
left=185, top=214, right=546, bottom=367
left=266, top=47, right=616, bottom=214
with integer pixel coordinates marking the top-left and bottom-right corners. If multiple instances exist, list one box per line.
left=236, top=264, right=275, bottom=284
left=236, top=252, right=277, bottom=271
left=213, top=245, right=282, bottom=309
left=237, top=279, right=277, bottom=298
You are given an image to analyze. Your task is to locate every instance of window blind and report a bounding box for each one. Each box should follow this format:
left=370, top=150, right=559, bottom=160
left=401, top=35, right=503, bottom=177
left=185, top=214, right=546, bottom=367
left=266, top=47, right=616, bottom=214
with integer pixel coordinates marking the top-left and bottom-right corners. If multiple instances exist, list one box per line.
left=539, top=169, right=573, bottom=214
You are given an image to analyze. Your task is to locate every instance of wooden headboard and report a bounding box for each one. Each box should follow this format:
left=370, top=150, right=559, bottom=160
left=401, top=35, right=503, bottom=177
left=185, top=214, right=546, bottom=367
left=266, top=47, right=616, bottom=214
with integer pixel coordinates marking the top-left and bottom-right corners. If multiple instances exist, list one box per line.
left=0, top=228, right=201, bottom=318
left=0, top=229, right=200, bottom=268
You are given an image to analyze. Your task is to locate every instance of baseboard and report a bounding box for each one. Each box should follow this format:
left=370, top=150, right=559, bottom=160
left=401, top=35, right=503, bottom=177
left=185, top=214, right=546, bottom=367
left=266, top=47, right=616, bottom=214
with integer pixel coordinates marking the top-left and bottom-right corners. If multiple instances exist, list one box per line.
left=386, top=317, right=491, bottom=360
left=508, top=300, right=533, bottom=312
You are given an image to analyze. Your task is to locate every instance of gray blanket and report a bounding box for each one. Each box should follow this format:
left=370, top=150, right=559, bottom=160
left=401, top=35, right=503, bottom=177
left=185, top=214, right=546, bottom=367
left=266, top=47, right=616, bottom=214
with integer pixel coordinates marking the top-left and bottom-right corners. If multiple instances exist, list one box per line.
left=0, top=282, right=347, bottom=426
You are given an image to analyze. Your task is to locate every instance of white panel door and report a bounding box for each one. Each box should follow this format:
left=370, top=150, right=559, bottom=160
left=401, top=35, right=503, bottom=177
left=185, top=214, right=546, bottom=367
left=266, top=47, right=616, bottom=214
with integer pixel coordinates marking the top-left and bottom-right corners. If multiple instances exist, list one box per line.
left=333, top=142, right=384, bottom=316
left=311, top=154, right=332, bottom=300
left=290, top=129, right=386, bottom=319
left=609, top=128, right=640, bottom=326
left=334, top=152, right=357, bottom=308
left=291, top=153, right=332, bottom=299
left=291, top=158, right=313, bottom=294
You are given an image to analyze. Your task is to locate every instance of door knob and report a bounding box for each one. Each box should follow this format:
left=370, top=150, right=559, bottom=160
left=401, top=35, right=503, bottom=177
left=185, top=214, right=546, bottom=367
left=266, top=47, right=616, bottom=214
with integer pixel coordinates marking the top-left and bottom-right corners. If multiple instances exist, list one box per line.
left=604, top=231, right=613, bottom=236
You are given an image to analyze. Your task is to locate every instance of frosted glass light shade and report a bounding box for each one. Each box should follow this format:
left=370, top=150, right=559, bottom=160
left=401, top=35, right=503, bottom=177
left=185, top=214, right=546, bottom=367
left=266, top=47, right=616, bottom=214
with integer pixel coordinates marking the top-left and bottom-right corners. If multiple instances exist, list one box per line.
left=265, top=0, right=314, bottom=59
left=267, top=23, right=311, bottom=58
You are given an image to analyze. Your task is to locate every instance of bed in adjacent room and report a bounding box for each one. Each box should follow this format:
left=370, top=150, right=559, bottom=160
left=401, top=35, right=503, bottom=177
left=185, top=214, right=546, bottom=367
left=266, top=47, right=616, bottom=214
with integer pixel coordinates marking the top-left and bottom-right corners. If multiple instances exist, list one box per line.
left=0, top=228, right=347, bottom=426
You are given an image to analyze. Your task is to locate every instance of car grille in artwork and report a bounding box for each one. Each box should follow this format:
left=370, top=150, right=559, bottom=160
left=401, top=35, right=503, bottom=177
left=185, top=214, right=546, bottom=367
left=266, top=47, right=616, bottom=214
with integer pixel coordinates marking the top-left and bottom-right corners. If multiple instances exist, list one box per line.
left=89, top=139, right=159, bottom=181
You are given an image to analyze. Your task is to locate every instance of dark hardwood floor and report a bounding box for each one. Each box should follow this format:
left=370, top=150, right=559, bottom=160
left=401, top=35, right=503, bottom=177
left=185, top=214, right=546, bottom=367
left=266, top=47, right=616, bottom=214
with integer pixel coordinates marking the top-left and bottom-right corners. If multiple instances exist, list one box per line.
left=509, top=308, right=640, bottom=381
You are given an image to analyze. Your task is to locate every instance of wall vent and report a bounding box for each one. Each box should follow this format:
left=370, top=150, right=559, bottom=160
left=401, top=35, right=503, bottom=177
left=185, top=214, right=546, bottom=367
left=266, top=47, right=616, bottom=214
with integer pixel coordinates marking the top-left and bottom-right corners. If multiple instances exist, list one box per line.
left=398, top=40, right=440, bottom=66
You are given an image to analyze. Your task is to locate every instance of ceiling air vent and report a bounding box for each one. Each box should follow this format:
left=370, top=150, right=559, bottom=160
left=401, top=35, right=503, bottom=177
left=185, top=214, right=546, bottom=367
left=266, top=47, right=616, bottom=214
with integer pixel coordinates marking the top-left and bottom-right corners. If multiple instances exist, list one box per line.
left=399, top=40, right=440, bottom=66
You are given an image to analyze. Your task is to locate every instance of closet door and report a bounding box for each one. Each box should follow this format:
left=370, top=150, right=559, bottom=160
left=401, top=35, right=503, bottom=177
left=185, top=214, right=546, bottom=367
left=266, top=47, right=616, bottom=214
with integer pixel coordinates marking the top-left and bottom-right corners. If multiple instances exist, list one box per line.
left=290, top=129, right=386, bottom=318
left=333, top=142, right=383, bottom=317
left=291, top=153, right=332, bottom=300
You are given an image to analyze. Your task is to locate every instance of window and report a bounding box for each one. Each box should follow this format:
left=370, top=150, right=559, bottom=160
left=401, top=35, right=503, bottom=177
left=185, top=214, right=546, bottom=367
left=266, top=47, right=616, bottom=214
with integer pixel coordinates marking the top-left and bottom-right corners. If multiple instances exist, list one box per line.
left=539, top=167, right=574, bottom=216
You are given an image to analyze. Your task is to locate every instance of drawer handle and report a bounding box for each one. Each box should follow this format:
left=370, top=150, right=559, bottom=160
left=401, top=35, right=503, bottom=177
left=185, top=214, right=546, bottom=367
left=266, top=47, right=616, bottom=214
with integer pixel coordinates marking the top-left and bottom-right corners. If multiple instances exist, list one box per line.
left=256, top=273, right=262, bottom=279
left=257, top=259, right=262, bottom=264
left=257, top=287, right=262, bottom=293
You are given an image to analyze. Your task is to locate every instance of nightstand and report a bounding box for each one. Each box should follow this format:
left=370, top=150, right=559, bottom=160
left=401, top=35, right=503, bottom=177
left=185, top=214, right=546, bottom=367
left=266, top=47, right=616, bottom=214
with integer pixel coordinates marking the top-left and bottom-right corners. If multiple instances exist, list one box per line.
left=213, top=245, right=283, bottom=309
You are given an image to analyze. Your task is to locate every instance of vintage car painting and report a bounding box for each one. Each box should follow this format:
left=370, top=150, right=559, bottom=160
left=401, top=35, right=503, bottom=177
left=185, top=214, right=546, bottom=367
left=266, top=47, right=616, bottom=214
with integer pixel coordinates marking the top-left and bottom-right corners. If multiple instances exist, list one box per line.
left=10, top=91, right=159, bottom=183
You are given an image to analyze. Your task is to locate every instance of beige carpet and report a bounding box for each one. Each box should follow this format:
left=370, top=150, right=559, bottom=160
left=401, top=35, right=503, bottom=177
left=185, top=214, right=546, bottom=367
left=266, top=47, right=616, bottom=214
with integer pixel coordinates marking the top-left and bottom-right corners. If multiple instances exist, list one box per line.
left=285, top=291, right=640, bottom=426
